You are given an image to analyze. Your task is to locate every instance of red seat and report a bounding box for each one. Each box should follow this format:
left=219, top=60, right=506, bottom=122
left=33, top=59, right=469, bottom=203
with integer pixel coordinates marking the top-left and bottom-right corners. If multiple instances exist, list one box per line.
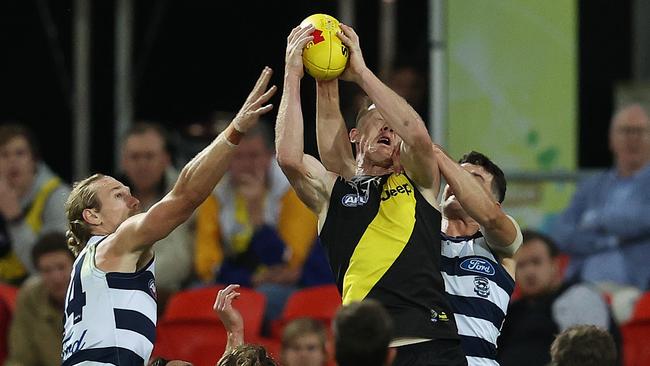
left=0, top=299, right=10, bottom=365
left=622, top=292, right=650, bottom=366
left=0, top=284, right=18, bottom=313
left=271, top=285, right=341, bottom=338
left=153, top=285, right=266, bottom=366
left=282, top=285, right=341, bottom=323
left=162, top=285, right=266, bottom=339
left=153, top=320, right=226, bottom=366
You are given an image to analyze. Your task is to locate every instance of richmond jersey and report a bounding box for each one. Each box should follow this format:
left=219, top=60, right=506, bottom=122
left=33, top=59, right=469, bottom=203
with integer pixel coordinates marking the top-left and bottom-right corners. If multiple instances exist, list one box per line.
left=441, top=232, right=515, bottom=366
left=62, top=235, right=157, bottom=365
left=320, top=174, right=458, bottom=340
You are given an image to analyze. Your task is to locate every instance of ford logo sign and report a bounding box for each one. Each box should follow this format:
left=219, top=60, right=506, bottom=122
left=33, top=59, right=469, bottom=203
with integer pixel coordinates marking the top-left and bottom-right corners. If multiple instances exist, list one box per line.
left=460, top=258, right=495, bottom=276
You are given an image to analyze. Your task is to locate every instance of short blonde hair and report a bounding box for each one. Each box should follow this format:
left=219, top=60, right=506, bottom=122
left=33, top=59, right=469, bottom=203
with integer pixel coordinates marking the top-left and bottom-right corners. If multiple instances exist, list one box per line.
left=65, top=174, right=105, bottom=255
left=281, top=317, right=327, bottom=353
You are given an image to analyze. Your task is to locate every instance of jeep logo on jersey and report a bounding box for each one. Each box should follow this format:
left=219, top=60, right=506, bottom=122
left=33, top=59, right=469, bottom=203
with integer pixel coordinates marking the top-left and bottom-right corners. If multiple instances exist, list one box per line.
left=341, top=193, right=368, bottom=207
left=460, top=258, right=495, bottom=276
left=380, top=183, right=413, bottom=201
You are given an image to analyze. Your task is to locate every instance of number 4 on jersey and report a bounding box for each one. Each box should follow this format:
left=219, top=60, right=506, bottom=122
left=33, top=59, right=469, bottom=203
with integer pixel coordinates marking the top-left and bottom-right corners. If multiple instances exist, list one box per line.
left=66, top=254, right=87, bottom=324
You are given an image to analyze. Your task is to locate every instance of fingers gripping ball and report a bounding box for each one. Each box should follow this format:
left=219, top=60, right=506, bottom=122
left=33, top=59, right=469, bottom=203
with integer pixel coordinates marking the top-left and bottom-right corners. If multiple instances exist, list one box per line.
left=300, top=14, right=349, bottom=80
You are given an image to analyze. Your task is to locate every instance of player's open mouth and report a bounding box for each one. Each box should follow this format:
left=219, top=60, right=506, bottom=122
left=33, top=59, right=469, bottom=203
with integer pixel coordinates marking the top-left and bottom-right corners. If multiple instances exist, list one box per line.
left=378, top=137, right=391, bottom=145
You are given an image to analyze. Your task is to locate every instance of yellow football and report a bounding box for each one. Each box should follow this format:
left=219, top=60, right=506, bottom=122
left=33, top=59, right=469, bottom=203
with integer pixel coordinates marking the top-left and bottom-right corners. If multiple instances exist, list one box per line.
left=300, top=14, right=349, bottom=80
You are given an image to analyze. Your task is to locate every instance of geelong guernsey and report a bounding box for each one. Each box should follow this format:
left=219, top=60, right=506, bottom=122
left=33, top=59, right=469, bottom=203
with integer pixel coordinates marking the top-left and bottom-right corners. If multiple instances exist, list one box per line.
left=441, top=232, right=515, bottom=366
left=62, top=235, right=157, bottom=365
left=320, top=173, right=458, bottom=340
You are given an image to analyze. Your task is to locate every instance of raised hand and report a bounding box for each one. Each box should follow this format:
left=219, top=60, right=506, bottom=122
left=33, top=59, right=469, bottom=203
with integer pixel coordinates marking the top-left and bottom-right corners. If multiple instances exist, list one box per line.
left=213, top=284, right=244, bottom=334
left=232, top=67, right=277, bottom=133
left=285, top=24, right=315, bottom=78
left=337, top=23, right=368, bottom=83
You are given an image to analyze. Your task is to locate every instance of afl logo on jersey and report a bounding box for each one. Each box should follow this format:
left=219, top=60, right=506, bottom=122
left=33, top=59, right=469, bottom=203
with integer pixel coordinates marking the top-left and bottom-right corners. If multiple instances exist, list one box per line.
left=460, top=258, right=495, bottom=276
left=148, top=279, right=157, bottom=300
left=341, top=194, right=368, bottom=207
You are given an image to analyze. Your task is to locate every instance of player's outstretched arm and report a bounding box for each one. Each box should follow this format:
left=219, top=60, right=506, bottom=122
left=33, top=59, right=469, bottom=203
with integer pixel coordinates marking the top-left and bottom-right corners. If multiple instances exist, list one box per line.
left=316, top=79, right=355, bottom=179
left=214, top=284, right=245, bottom=357
left=119, top=68, right=277, bottom=253
left=433, top=145, right=521, bottom=256
left=276, top=24, right=336, bottom=216
left=337, top=24, right=438, bottom=195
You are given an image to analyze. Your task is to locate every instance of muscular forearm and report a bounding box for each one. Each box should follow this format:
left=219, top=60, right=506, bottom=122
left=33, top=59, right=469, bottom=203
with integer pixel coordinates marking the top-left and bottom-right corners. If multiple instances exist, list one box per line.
left=434, top=147, right=501, bottom=226
left=357, top=67, right=431, bottom=150
left=316, top=80, right=355, bottom=177
left=276, top=73, right=306, bottom=170
left=171, top=126, right=240, bottom=209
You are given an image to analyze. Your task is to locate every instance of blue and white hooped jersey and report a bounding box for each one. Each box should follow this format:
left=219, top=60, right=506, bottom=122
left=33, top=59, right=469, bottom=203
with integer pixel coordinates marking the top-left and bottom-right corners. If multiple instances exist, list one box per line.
left=62, top=235, right=157, bottom=365
left=441, top=232, right=515, bottom=366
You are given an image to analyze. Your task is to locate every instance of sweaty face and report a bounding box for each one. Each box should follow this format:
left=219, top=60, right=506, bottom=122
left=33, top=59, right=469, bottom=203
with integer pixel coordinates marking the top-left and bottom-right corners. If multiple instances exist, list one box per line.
left=37, top=250, right=74, bottom=305
left=90, top=176, right=141, bottom=233
left=282, top=333, right=327, bottom=366
left=228, top=135, right=272, bottom=186
left=514, top=239, right=557, bottom=298
left=0, top=135, right=37, bottom=193
left=441, top=163, right=495, bottom=217
left=354, top=110, right=401, bottom=168
left=609, top=105, right=650, bottom=174
left=121, top=131, right=170, bottom=193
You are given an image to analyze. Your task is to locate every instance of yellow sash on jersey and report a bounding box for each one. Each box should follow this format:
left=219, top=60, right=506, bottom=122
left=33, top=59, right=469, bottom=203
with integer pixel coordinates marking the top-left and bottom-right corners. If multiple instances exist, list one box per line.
left=0, top=177, right=61, bottom=283
left=342, top=174, right=417, bottom=304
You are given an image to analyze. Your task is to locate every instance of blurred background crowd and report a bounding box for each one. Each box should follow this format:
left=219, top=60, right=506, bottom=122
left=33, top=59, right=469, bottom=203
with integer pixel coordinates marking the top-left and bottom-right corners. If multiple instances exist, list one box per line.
left=1, top=0, right=650, bottom=365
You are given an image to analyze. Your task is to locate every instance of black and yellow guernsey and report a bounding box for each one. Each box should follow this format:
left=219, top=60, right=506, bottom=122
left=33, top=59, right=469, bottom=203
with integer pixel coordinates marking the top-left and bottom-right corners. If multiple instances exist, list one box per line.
left=320, top=173, right=459, bottom=340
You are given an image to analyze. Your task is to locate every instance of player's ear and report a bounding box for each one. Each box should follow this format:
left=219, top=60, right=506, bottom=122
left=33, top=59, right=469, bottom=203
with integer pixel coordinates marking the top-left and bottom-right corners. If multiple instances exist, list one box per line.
left=82, top=208, right=101, bottom=226
left=349, top=128, right=359, bottom=143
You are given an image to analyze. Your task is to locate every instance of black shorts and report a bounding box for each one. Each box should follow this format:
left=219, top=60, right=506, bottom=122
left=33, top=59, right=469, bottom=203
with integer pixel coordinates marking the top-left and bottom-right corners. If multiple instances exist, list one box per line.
left=393, top=339, right=467, bottom=366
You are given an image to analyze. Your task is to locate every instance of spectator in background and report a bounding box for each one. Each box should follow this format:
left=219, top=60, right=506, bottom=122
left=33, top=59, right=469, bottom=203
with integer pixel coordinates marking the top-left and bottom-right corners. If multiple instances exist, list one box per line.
left=333, top=299, right=395, bottom=366
left=0, top=124, right=70, bottom=284
left=498, top=230, right=615, bottom=366
left=551, top=103, right=650, bottom=290
left=118, top=122, right=194, bottom=309
left=280, top=318, right=328, bottom=366
left=549, top=325, right=617, bottom=366
left=6, top=232, right=73, bottom=366
left=194, top=123, right=318, bottom=320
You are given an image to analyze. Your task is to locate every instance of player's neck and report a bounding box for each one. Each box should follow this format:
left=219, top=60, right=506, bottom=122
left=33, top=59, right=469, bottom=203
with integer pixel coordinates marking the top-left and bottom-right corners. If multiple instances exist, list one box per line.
left=356, top=156, right=394, bottom=176
left=442, top=217, right=480, bottom=237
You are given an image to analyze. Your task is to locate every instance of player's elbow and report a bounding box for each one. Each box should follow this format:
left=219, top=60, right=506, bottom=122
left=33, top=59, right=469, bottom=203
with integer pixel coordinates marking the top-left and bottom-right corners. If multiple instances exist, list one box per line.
left=276, top=152, right=302, bottom=172
left=410, top=131, right=434, bottom=154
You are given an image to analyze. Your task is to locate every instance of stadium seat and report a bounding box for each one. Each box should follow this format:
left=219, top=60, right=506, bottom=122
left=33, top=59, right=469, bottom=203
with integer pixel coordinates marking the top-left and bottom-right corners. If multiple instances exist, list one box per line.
left=153, top=319, right=226, bottom=366
left=271, top=284, right=341, bottom=338
left=0, top=284, right=18, bottom=312
left=162, top=285, right=266, bottom=339
left=621, top=292, right=650, bottom=366
left=0, top=299, right=10, bottom=365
